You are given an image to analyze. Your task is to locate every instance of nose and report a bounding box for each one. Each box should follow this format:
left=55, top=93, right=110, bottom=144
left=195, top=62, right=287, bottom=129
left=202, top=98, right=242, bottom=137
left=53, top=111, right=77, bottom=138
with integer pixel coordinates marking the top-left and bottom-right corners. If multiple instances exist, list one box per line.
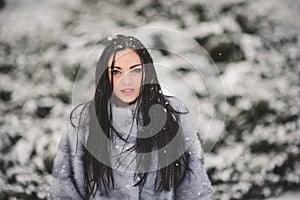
left=121, top=72, right=133, bottom=86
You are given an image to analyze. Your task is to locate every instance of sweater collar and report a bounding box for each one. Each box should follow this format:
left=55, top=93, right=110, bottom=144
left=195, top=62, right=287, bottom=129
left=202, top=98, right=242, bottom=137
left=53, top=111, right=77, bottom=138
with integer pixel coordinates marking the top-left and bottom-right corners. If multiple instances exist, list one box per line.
left=110, top=99, right=140, bottom=143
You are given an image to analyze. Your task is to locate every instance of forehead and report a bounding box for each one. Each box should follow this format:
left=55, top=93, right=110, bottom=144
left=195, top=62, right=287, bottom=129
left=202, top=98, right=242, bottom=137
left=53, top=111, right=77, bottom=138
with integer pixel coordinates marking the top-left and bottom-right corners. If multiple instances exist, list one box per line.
left=108, top=48, right=141, bottom=68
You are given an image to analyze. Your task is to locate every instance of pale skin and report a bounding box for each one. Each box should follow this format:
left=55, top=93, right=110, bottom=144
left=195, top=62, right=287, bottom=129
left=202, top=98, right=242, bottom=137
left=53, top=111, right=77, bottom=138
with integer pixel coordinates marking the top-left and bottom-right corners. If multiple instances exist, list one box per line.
left=108, top=48, right=144, bottom=106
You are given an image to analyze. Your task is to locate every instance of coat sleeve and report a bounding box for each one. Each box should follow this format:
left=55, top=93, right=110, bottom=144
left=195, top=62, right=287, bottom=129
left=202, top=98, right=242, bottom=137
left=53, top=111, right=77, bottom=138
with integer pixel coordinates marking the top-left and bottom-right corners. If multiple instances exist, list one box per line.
left=170, top=98, right=213, bottom=200
left=48, top=117, right=86, bottom=200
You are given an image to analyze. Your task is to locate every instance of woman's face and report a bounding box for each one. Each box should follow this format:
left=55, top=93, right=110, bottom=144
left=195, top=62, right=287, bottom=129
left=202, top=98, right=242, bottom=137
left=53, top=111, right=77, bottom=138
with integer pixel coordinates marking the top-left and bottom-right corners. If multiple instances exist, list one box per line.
left=108, top=48, right=143, bottom=105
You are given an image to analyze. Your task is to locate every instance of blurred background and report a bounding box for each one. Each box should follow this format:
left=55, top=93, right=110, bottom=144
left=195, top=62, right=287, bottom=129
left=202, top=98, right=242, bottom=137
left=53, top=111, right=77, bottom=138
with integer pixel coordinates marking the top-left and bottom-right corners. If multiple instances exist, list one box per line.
left=0, top=0, right=299, bottom=199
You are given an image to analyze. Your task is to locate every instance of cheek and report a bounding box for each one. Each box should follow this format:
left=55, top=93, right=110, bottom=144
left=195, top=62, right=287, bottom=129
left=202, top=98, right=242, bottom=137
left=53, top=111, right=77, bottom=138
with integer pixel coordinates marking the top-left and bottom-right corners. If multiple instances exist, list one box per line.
left=108, top=74, right=115, bottom=90
left=134, top=77, right=142, bottom=85
left=112, top=78, right=118, bottom=89
left=136, top=73, right=144, bottom=84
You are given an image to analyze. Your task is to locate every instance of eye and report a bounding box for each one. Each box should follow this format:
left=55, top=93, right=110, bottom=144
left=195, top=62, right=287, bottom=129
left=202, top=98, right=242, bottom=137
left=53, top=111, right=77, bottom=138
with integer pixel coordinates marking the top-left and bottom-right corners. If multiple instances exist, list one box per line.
left=132, top=68, right=142, bottom=73
left=111, top=70, right=121, bottom=75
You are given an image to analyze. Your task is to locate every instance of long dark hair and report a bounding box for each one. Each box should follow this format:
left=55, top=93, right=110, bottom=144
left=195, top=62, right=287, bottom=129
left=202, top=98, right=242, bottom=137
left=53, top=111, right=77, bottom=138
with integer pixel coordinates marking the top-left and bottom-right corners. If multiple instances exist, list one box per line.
left=70, top=34, right=193, bottom=199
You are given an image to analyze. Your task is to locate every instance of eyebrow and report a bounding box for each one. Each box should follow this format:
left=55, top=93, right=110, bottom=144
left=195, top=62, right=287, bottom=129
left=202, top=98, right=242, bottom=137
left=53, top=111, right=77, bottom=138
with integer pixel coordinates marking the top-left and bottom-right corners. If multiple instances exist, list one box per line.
left=109, top=64, right=142, bottom=70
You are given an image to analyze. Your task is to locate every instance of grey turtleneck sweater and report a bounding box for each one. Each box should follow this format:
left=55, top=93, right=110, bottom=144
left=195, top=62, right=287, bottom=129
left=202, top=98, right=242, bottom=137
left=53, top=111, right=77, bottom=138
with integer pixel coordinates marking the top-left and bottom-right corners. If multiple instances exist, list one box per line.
left=48, top=96, right=212, bottom=199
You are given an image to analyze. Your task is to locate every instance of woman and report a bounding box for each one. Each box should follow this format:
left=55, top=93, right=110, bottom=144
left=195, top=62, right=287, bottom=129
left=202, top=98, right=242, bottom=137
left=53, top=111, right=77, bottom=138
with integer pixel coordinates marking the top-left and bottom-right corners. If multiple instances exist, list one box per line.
left=48, top=34, right=212, bottom=199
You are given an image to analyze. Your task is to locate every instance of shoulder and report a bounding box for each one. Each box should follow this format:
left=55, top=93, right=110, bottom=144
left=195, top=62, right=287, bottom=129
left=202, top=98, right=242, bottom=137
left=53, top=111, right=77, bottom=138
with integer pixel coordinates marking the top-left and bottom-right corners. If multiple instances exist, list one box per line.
left=164, top=95, right=189, bottom=113
left=69, top=102, right=91, bottom=129
left=58, top=103, right=90, bottom=154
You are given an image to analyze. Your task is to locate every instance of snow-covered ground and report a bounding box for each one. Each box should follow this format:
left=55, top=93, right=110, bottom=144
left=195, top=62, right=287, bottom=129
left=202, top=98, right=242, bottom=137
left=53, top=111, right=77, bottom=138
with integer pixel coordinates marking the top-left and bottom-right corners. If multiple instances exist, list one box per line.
left=266, top=190, right=300, bottom=200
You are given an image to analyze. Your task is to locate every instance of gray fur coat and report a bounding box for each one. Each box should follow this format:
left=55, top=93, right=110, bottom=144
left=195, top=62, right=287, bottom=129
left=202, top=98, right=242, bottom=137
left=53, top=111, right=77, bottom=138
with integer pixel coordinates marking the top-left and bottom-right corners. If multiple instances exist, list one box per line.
left=48, top=96, right=212, bottom=199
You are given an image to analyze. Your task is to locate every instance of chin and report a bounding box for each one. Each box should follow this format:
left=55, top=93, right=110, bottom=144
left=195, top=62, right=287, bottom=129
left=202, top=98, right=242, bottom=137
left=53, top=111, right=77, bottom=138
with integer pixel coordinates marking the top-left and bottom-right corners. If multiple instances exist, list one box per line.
left=123, top=98, right=136, bottom=103
left=114, top=96, right=135, bottom=105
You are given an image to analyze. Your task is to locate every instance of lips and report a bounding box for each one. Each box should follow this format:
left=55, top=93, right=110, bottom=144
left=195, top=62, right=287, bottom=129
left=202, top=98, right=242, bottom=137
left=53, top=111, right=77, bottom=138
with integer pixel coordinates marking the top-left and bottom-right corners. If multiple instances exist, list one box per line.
left=120, top=88, right=135, bottom=96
